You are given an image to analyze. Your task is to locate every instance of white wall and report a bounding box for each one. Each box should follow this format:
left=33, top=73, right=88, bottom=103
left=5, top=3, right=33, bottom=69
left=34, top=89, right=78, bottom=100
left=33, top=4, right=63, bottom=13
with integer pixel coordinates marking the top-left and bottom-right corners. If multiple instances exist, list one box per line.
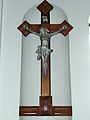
left=1, top=0, right=90, bottom=120
left=0, top=0, right=3, bottom=53
left=0, top=0, right=3, bottom=117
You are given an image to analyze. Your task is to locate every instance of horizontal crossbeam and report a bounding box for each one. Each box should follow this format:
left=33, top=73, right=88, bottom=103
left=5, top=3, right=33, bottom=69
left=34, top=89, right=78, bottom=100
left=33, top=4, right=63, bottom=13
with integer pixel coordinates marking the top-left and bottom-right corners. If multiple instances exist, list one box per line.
left=17, top=20, right=73, bottom=37
left=19, top=106, right=72, bottom=116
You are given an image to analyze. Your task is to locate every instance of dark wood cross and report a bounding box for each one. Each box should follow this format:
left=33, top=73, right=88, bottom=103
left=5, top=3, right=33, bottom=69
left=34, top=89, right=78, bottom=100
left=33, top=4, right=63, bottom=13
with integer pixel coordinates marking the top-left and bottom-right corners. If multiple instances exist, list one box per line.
left=18, top=0, right=73, bottom=116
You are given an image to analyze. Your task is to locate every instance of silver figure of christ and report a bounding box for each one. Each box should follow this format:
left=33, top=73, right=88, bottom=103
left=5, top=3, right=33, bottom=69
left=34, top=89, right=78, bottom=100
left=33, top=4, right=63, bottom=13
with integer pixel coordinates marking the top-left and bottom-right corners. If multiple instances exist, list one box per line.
left=23, top=25, right=67, bottom=78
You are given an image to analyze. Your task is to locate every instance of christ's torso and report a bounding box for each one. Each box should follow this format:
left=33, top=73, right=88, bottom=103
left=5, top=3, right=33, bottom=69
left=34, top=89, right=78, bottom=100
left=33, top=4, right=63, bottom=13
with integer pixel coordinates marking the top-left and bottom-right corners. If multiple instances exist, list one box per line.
left=40, top=34, right=51, bottom=47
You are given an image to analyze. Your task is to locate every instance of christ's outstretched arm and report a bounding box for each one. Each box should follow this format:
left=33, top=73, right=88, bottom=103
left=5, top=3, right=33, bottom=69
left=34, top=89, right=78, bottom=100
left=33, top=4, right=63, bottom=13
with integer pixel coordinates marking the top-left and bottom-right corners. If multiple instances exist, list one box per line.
left=23, top=25, right=40, bottom=36
left=49, top=25, right=67, bottom=36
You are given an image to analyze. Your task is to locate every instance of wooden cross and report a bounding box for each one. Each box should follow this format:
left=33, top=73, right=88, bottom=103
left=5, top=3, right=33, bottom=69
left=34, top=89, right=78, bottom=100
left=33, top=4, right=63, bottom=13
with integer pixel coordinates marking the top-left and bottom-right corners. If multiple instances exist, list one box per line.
left=18, top=0, right=73, bottom=116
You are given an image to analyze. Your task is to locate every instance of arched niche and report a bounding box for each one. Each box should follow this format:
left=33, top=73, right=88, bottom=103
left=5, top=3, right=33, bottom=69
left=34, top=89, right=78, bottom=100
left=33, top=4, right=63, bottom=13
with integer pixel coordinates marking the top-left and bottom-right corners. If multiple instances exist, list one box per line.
left=20, top=4, right=72, bottom=120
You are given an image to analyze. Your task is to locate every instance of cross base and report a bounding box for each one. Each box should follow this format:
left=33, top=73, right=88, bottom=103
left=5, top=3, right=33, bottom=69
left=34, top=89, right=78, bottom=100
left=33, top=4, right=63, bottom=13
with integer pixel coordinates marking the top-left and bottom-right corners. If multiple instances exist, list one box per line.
left=19, top=96, right=72, bottom=116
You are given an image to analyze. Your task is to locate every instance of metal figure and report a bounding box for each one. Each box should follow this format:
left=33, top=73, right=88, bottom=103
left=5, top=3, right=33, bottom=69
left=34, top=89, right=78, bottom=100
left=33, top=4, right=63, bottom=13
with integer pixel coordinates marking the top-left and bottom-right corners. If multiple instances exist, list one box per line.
left=23, top=25, right=67, bottom=78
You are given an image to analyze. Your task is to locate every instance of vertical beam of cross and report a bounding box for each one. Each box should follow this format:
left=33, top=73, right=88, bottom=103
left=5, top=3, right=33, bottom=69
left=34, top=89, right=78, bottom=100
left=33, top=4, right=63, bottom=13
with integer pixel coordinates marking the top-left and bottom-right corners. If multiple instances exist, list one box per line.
left=37, top=0, right=53, bottom=96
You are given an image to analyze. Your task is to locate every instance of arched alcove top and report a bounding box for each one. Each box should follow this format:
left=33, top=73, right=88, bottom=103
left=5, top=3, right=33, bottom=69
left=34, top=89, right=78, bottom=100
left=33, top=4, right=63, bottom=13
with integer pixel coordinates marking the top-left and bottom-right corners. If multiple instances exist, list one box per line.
left=23, top=4, right=68, bottom=24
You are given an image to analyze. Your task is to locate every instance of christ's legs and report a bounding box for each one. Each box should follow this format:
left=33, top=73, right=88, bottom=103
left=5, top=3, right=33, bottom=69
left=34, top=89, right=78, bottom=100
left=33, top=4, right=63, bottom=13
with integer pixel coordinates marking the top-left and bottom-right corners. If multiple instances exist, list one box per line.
left=36, top=45, right=53, bottom=78
left=42, top=54, right=48, bottom=78
left=43, top=61, right=48, bottom=78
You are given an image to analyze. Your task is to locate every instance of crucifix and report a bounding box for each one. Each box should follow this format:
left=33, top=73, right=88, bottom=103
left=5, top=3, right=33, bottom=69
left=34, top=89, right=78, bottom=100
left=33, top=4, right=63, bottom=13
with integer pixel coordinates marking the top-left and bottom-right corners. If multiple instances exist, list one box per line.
left=18, top=0, right=73, bottom=116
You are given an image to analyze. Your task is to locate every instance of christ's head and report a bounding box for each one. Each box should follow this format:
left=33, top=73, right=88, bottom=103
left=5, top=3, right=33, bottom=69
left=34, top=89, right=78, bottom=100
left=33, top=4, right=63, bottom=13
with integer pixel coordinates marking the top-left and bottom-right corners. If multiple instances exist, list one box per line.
left=39, top=27, right=48, bottom=35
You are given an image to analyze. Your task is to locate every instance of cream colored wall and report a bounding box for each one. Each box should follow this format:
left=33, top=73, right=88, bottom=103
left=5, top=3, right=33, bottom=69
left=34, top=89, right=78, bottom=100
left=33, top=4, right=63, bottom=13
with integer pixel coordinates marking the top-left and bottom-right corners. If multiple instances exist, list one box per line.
left=0, top=0, right=3, bottom=117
